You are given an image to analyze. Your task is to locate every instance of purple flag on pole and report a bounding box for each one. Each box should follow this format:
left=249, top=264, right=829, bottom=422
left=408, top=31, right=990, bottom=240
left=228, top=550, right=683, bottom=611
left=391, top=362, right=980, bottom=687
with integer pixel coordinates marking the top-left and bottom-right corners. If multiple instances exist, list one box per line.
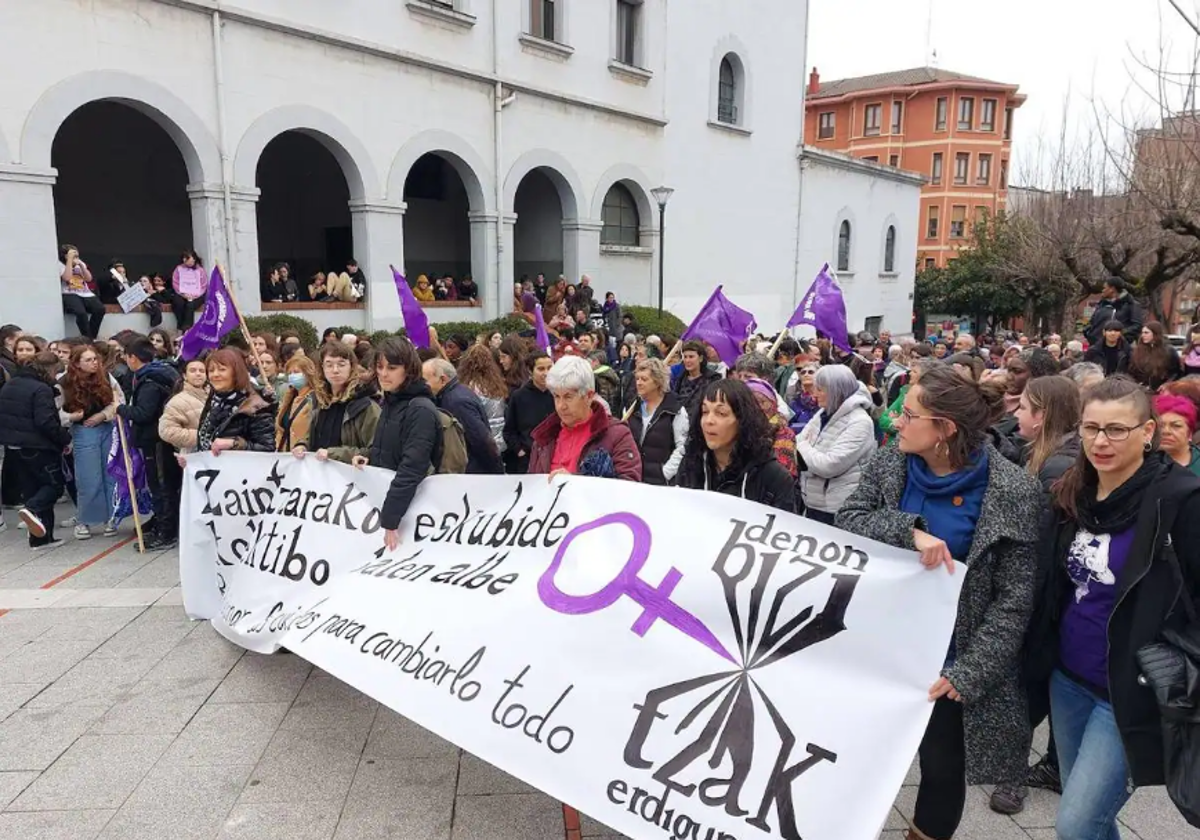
left=534, top=304, right=551, bottom=353
left=106, top=418, right=153, bottom=524
left=391, top=265, right=430, bottom=349
left=681, top=286, right=757, bottom=368
left=179, top=266, right=236, bottom=360
left=787, top=263, right=851, bottom=353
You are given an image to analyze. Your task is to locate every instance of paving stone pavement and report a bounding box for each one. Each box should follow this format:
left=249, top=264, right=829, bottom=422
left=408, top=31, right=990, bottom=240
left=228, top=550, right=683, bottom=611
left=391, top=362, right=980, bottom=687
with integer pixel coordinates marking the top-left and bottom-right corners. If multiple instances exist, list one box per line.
left=0, top=505, right=1196, bottom=840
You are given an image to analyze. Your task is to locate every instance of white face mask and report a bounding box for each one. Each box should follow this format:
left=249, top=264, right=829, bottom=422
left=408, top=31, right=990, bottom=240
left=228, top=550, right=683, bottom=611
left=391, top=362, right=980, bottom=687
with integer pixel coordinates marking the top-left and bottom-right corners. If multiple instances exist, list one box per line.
left=287, top=373, right=307, bottom=389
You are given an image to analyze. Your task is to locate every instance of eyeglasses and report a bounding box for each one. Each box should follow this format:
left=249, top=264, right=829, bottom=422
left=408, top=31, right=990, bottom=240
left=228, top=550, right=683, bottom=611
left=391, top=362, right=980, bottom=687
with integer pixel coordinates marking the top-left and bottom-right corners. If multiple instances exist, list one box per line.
left=898, top=408, right=945, bottom=424
left=800, top=368, right=819, bottom=375
left=1079, top=422, right=1145, bottom=442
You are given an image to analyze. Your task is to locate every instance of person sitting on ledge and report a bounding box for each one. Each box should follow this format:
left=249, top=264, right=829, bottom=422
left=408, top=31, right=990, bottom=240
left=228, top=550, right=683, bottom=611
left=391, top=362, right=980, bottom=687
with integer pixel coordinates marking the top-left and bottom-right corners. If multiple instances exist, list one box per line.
left=457, top=275, right=478, bottom=303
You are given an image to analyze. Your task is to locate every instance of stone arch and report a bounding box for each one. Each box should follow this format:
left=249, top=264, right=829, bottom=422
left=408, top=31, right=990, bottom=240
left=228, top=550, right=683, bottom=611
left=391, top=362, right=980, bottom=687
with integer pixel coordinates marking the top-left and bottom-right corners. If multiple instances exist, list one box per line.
left=710, top=36, right=754, bottom=128
left=388, top=130, right=492, bottom=214
left=590, top=163, right=655, bottom=229
left=20, top=70, right=221, bottom=183
left=503, top=149, right=585, bottom=220
left=233, top=105, right=379, bottom=200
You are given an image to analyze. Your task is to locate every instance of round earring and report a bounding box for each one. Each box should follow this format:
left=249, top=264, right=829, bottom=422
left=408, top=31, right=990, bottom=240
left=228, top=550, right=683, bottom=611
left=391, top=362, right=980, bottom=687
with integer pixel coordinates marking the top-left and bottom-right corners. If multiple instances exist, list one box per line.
left=1144, top=441, right=1153, bottom=453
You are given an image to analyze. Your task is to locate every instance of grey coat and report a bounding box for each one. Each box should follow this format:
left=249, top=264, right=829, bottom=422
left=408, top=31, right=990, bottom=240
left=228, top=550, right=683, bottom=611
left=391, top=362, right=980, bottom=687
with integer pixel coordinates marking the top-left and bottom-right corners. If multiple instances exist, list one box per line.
left=835, top=442, right=1040, bottom=785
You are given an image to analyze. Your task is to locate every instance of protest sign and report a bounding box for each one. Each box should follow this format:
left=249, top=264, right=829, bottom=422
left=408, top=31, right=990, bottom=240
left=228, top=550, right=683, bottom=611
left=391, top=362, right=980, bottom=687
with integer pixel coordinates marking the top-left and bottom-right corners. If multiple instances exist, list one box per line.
left=116, top=283, right=150, bottom=313
left=180, top=453, right=963, bottom=840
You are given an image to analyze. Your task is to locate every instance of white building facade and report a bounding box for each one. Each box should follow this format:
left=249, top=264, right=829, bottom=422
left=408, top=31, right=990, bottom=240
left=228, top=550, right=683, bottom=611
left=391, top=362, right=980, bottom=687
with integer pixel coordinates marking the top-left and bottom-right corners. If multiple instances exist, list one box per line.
left=795, top=147, right=923, bottom=339
left=0, top=0, right=815, bottom=338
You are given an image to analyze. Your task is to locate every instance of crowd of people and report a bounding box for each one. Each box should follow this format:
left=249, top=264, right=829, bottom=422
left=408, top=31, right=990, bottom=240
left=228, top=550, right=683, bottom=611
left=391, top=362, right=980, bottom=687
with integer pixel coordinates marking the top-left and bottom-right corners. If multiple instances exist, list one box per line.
left=7, top=272, right=1200, bottom=840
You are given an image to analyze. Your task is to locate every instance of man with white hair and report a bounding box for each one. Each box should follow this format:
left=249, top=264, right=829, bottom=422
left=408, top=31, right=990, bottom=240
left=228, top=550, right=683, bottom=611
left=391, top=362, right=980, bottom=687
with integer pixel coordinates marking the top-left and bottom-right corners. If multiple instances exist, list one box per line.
left=422, top=357, right=503, bottom=474
left=527, top=356, right=642, bottom=480
left=953, top=333, right=977, bottom=354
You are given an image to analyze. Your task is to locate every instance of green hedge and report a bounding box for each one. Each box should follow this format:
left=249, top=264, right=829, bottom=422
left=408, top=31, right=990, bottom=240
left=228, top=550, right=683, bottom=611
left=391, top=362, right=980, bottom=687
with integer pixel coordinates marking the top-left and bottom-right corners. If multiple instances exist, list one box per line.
left=242, top=314, right=319, bottom=352
left=623, top=305, right=686, bottom=342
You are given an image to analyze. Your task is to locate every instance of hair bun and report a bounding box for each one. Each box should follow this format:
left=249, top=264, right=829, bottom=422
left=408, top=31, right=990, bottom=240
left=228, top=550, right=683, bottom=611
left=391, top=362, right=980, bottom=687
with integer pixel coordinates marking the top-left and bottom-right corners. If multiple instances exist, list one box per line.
left=977, top=376, right=1008, bottom=424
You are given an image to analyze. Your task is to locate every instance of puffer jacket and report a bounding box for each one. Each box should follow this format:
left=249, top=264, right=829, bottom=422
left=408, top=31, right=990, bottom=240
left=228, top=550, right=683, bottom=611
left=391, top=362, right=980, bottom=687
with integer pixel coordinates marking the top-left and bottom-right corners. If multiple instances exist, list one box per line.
left=0, top=366, right=71, bottom=452
left=836, top=443, right=1041, bottom=785
left=158, top=383, right=209, bottom=452
left=795, top=383, right=876, bottom=514
left=527, top=402, right=642, bottom=480
left=369, top=379, right=440, bottom=530
left=196, top=391, right=276, bottom=452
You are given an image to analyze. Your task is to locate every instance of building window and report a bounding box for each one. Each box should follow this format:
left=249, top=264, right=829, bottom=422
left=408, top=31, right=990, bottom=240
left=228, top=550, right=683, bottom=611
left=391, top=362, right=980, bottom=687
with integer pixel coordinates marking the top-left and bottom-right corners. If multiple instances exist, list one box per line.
left=891, top=101, right=903, bottom=134
left=863, top=155, right=879, bottom=163
left=950, top=205, right=966, bottom=238
left=975, top=206, right=988, bottom=228
left=529, top=0, right=557, bottom=41
left=981, top=99, right=997, bottom=132
left=1004, top=107, right=1014, bottom=140
left=865, top=316, right=883, bottom=336
left=977, top=153, right=992, bottom=185
left=884, top=225, right=897, bottom=272
left=889, top=154, right=899, bottom=167
left=1000, top=158, right=1009, bottom=188
left=717, top=57, right=738, bottom=124
left=958, top=97, right=974, bottom=130
left=601, top=183, right=640, bottom=246
left=927, top=205, right=940, bottom=239
left=931, top=152, right=943, bottom=185
left=863, top=104, right=882, bottom=136
left=818, top=111, right=835, bottom=139
left=615, top=0, right=641, bottom=67
left=935, top=97, right=948, bottom=131
left=837, top=220, right=852, bottom=272
left=924, top=257, right=936, bottom=270
left=954, top=152, right=970, bottom=185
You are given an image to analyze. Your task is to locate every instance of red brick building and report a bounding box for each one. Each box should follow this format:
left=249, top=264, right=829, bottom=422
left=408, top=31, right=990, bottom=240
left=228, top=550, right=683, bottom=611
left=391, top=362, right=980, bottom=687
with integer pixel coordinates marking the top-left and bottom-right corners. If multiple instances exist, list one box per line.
left=804, top=67, right=1025, bottom=269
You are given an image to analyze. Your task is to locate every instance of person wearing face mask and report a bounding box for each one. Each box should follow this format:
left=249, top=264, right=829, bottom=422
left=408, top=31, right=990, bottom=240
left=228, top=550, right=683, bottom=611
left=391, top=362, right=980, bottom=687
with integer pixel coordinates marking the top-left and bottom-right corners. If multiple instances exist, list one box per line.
left=676, top=379, right=794, bottom=511
left=837, top=366, right=1041, bottom=840
left=274, top=355, right=318, bottom=452
left=291, top=342, right=380, bottom=464
left=159, top=358, right=210, bottom=455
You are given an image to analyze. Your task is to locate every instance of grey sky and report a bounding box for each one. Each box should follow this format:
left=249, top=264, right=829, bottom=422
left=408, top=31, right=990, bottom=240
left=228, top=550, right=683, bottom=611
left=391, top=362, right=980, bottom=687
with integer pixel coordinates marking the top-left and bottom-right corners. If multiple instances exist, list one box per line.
left=807, top=0, right=1199, bottom=185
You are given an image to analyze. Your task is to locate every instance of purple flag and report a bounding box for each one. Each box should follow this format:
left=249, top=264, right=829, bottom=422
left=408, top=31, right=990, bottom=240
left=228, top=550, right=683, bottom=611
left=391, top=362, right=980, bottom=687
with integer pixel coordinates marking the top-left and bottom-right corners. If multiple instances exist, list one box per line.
left=106, top=418, right=153, bottom=524
left=391, top=265, right=430, bottom=349
left=179, top=266, right=236, bottom=360
left=534, top=304, right=551, bottom=352
left=787, top=263, right=851, bottom=353
left=681, top=286, right=757, bottom=368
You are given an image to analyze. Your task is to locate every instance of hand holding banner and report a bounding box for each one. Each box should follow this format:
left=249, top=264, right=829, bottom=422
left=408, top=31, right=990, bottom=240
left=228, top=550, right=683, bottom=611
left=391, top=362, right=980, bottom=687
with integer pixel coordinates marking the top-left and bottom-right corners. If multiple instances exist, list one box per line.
left=181, top=455, right=963, bottom=840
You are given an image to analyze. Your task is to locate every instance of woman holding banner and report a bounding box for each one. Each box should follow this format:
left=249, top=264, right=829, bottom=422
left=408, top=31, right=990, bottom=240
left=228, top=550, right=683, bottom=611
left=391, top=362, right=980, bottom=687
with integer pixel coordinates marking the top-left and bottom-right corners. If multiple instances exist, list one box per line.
left=291, top=342, right=380, bottom=464
left=836, top=365, right=1041, bottom=840
left=187, top=350, right=275, bottom=459
left=676, top=379, right=793, bottom=511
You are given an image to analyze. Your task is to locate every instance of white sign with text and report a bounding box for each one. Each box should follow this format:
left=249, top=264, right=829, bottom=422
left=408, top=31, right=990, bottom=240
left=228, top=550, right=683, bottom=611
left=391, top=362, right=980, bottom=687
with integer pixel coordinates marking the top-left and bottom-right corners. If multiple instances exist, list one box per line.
left=179, top=453, right=963, bottom=840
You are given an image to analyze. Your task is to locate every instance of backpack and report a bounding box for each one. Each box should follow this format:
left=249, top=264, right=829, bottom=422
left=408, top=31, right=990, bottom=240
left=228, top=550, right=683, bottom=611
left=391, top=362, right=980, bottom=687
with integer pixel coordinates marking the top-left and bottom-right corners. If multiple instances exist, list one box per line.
left=415, top=396, right=468, bottom=474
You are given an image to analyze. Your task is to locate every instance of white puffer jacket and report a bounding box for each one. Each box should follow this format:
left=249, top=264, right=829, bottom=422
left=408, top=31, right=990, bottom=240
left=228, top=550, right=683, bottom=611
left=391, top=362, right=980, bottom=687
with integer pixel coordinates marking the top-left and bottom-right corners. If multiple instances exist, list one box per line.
left=796, top=383, right=877, bottom=514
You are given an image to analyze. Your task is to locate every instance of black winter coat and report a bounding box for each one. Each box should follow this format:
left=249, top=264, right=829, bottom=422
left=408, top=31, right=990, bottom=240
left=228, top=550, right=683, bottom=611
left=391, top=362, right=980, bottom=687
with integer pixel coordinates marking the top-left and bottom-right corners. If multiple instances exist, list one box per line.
left=1035, top=459, right=1200, bottom=786
left=0, top=366, right=71, bottom=452
left=1084, top=341, right=1130, bottom=377
left=196, top=391, right=276, bottom=453
left=370, top=380, right=440, bottom=530
left=117, top=361, right=179, bottom=449
left=678, top=453, right=795, bottom=513
left=627, top=391, right=685, bottom=486
left=436, top=378, right=502, bottom=475
left=503, top=380, right=554, bottom=474
left=1084, top=292, right=1143, bottom=346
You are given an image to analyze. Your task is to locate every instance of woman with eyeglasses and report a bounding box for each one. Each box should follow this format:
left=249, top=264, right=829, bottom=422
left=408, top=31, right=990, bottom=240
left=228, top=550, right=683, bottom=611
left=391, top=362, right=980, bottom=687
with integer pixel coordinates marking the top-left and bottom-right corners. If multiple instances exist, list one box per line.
left=837, top=366, right=1041, bottom=840
left=786, top=363, right=821, bottom=433
left=1041, top=375, right=1200, bottom=839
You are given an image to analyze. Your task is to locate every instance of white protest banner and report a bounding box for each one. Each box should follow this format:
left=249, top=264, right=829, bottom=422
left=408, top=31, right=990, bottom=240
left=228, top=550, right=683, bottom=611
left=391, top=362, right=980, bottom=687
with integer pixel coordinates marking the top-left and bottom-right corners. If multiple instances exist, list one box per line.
left=180, top=453, right=964, bottom=840
left=116, top=283, right=150, bottom=313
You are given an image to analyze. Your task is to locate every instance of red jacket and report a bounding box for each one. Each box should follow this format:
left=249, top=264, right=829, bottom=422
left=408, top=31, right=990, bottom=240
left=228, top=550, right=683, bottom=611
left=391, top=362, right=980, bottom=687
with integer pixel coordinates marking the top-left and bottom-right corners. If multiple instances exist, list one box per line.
left=528, top=402, right=642, bottom=481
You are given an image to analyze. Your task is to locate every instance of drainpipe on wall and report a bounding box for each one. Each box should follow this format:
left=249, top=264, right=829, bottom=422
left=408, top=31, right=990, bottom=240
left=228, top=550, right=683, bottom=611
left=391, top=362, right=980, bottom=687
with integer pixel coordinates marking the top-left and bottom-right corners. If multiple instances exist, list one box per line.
left=491, top=2, right=517, bottom=318
left=790, top=0, right=813, bottom=315
left=212, top=9, right=237, bottom=291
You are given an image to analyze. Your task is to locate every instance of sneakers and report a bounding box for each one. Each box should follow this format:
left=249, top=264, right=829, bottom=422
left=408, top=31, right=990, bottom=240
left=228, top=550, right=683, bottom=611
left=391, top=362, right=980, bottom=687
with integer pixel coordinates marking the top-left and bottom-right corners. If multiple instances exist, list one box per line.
left=988, top=783, right=1028, bottom=815
left=62, top=515, right=77, bottom=527
left=74, top=524, right=92, bottom=540
left=32, top=538, right=65, bottom=552
left=102, top=521, right=119, bottom=537
left=1025, top=757, right=1063, bottom=794
left=18, top=508, right=45, bottom=539
left=143, top=530, right=177, bottom=550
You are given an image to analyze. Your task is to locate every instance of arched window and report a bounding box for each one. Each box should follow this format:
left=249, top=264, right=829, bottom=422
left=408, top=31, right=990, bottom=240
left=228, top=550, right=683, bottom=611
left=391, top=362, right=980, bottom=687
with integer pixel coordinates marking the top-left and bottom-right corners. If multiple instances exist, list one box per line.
left=718, top=57, right=737, bottom=124
left=884, top=225, right=896, bottom=272
left=837, top=220, right=852, bottom=272
left=601, top=183, right=640, bottom=246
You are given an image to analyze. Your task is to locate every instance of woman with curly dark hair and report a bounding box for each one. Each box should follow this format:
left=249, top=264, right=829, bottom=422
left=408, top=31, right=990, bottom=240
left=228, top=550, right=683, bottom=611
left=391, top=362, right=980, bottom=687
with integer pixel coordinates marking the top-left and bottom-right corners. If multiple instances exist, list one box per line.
left=1128, top=320, right=1180, bottom=391
left=60, top=344, right=122, bottom=539
left=676, top=379, right=794, bottom=511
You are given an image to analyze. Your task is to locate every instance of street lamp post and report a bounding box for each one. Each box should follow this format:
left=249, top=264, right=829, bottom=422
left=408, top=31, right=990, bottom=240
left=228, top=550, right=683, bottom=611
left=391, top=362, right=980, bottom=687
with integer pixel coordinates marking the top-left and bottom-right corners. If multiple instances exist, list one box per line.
left=650, top=186, right=674, bottom=318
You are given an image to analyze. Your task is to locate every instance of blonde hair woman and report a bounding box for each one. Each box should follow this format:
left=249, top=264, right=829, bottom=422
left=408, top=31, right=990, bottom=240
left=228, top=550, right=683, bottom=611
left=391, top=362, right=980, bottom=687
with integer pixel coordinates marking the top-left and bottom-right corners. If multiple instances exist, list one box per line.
left=275, top=355, right=318, bottom=452
left=626, top=358, right=688, bottom=486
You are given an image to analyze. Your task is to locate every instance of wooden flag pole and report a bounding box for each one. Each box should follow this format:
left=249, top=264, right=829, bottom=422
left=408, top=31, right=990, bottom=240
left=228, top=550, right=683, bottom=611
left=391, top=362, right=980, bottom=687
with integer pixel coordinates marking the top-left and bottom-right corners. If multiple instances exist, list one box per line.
left=766, top=328, right=791, bottom=361
left=621, top=400, right=637, bottom=423
left=662, top=339, right=683, bottom=365
left=116, top=417, right=146, bottom=554
left=215, top=262, right=258, bottom=354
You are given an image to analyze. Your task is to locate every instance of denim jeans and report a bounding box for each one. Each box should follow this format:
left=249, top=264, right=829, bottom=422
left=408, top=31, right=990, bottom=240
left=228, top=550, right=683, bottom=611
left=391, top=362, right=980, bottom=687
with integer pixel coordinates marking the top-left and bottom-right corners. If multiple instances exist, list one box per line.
left=71, top=422, right=115, bottom=526
left=1051, top=669, right=1133, bottom=840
